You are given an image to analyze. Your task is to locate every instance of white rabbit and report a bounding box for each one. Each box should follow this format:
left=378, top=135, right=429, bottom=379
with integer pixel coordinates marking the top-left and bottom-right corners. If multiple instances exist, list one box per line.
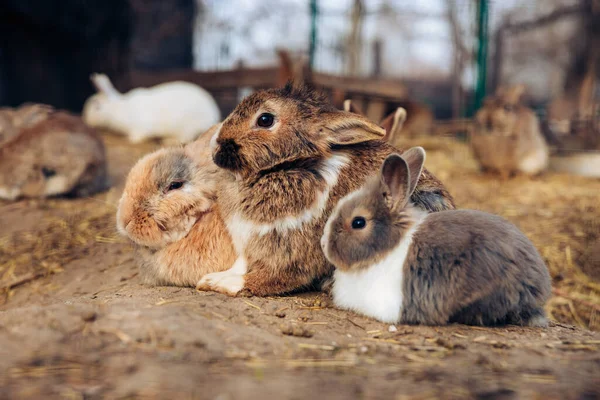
left=82, top=73, right=221, bottom=144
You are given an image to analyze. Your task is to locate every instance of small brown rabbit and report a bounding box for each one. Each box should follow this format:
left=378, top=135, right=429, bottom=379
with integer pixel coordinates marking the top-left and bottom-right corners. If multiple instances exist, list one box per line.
left=117, top=125, right=237, bottom=286
left=0, top=103, right=54, bottom=146
left=321, top=147, right=551, bottom=326
left=471, top=85, right=549, bottom=177
left=0, top=109, right=15, bottom=145
left=195, top=83, right=454, bottom=297
left=0, top=110, right=107, bottom=200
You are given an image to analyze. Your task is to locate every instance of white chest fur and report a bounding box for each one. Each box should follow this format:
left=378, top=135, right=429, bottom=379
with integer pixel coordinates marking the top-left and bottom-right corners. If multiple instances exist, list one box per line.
left=225, top=153, right=349, bottom=254
left=332, top=217, right=425, bottom=323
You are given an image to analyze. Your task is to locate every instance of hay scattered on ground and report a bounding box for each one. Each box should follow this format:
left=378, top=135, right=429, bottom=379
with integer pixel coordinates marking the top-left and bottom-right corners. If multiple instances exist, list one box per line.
left=0, top=135, right=599, bottom=330
left=0, top=199, right=118, bottom=295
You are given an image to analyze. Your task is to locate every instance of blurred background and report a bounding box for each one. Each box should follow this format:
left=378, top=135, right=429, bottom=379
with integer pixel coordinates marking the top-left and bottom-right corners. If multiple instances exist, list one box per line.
left=1, top=0, right=597, bottom=120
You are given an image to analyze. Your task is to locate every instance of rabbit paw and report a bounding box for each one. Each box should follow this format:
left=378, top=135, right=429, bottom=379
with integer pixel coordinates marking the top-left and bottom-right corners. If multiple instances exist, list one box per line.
left=196, top=270, right=244, bottom=296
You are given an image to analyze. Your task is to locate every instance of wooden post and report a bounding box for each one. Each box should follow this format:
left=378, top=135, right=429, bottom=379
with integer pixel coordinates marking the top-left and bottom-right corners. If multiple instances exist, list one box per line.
left=372, top=39, right=382, bottom=77
left=309, top=0, right=318, bottom=71
left=490, top=26, right=504, bottom=95
left=347, top=0, right=365, bottom=76
left=473, top=0, right=489, bottom=115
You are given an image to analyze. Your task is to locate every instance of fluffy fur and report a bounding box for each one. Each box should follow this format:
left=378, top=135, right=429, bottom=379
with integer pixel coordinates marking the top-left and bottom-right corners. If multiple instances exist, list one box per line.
left=195, top=83, right=455, bottom=297
left=322, top=147, right=552, bottom=326
left=83, top=73, right=221, bottom=144
left=471, top=85, right=549, bottom=177
left=117, top=126, right=236, bottom=286
left=0, top=108, right=107, bottom=200
left=331, top=215, right=425, bottom=323
left=0, top=103, right=54, bottom=146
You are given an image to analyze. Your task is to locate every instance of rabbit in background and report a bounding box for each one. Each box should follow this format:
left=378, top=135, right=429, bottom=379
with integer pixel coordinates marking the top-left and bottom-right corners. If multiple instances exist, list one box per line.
left=83, top=73, right=221, bottom=144
left=471, top=85, right=549, bottom=178
left=0, top=109, right=107, bottom=200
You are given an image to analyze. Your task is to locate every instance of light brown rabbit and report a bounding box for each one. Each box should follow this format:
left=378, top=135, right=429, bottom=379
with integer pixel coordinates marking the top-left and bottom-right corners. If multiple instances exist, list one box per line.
left=0, top=103, right=54, bottom=146
left=0, top=109, right=15, bottom=145
left=195, top=83, right=454, bottom=297
left=322, top=147, right=552, bottom=326
left=0, top=110, right=107, bottom=200
left=471, top=85, right=549, bottom=178
left=116, top=125, right=236, bottom=286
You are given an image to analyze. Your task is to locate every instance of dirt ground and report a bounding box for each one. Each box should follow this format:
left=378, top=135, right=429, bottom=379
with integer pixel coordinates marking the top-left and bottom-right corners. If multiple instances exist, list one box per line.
left=1, top=134, right=599, bottom=399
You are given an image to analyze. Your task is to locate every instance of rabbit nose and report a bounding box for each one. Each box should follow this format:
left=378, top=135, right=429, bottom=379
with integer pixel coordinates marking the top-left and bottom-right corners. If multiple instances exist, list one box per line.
left=213, top=138, right=244, bottom=170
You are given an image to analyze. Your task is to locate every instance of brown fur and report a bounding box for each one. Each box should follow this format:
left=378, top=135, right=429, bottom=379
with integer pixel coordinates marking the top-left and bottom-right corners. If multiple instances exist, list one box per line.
left=136, top=208, right=236, bottom=287
left=324, top=148, right=552, bottom=326
left=0, top=109, right=107, bottom=199
left=208, top=83, right=454, bottom=296
left=471, top=85, right=549, bottom=177
left=0, top=103, right=55, bottom=147
left=117, top=143, right=236, bottom=287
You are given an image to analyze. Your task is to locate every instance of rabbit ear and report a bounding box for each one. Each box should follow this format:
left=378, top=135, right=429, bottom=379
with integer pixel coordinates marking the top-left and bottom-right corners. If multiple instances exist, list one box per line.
left=343, top=99, right=351, bottom=112
left=381, top=107, right=407, bottom=143
left=321, top=111, right=385, bottom=146
left=343, top=99, right=364, bottom=115
left=482, top=96, right=495, bottom=107
left=495, top=85, right=506, bottom=97
left=400, top=147, right=426, bottom=197
left=90, top=73, right=120, bottom=98
left=185, top=123, right=222, bottom=161
left=505, top=84, right=526, bottom=103
left=380, top=154, right=411, bottom=211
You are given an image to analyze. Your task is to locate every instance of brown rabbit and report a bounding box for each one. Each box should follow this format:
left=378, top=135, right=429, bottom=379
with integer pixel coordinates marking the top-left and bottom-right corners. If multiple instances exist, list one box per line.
left=0, top=103, right=54, bottom=146
left=195, top=83, right=454, bottom=297
left=0, top=110, right=107, bottom=200
left=117, top=125, right=237, bottom=286
left=321, top=147, right=551, bottom=326
left=471, top=85, right=549, bottom=178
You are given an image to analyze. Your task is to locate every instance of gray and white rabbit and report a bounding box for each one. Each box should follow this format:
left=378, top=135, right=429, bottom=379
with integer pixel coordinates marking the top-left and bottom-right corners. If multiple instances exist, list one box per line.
left=321, top=147, right=552, bottom=326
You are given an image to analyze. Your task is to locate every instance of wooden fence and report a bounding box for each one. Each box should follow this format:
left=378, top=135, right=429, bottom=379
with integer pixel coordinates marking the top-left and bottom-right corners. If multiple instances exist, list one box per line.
left=129, top=65, right=409, bottom=123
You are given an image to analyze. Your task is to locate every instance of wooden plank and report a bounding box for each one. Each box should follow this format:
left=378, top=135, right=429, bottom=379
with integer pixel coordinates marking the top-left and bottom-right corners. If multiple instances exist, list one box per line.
left=312, top=72, right=408, bottom=101
left=365, top=99, right=386, bottom=123
left=127, top=68, right=409, bottom=104
left=128, top=67, right=280, bottom=91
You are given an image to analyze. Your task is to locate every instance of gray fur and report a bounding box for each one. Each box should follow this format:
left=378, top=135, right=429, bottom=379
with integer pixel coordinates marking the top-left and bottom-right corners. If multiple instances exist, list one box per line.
left=401, top=210, right=552, bottom=326
left=152, top=152, right=195, bottom=191
left=326, top=148, right=552, bottom=326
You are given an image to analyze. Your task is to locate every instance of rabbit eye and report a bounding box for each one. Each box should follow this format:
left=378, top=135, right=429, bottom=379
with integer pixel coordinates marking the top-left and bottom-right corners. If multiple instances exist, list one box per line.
left=41, top=167, right=56, bottom=179
left=256, top=113, right=275, bottom=128
left=166, top=181, right=184, bottom=192
left=351, top=216, right=366, bottom=230
left=503, top=104, right=514, bottom=112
